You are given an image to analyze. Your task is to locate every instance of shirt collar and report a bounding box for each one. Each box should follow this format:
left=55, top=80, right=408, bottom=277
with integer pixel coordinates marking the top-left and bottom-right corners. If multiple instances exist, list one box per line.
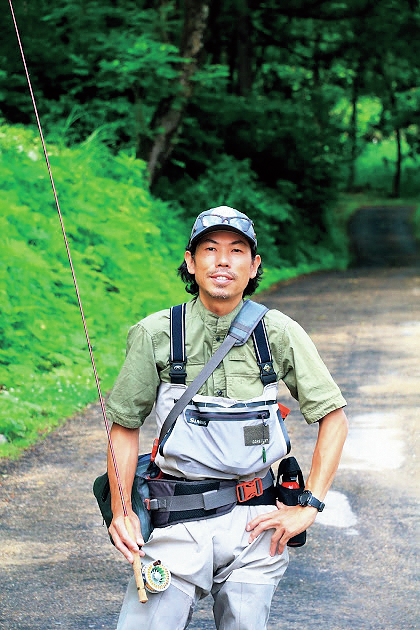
left=192, top=297, right=244, bottom=333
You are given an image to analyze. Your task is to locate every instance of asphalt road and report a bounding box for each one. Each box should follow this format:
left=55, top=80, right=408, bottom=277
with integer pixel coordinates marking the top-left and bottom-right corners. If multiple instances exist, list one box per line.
left=1, top=206, right=419, bottom=630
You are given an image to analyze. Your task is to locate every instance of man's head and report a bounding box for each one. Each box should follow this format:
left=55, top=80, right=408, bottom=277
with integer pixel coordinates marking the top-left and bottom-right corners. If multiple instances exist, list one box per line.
left=178, top=207, right=263, bottom=313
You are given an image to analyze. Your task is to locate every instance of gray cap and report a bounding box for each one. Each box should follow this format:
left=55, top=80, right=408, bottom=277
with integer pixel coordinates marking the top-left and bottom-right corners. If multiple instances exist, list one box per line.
left=188, top=206, right=257, bottom=252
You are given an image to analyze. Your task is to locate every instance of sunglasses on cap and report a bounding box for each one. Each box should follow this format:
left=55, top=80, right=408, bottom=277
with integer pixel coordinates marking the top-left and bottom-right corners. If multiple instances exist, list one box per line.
left=189, top=211, right=257, bottom=250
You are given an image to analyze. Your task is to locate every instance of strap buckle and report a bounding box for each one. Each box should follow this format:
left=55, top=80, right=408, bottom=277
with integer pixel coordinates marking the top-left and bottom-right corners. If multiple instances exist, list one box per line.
left=236, top=477, right=263, bottom=503
left=145, top=498, right=160, bottom=511
left=169, top=361, right=187, bottom=384
left=257, top=360, right=276, bottom=385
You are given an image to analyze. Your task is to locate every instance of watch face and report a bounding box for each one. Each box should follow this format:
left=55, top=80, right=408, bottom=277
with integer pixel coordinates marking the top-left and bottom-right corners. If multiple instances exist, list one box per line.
left=298, top=490, right=311, bottom=506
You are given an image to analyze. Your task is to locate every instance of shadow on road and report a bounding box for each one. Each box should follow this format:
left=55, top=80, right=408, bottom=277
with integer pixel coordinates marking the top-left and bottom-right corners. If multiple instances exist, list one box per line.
left=348, top=205, right=419, bottom=268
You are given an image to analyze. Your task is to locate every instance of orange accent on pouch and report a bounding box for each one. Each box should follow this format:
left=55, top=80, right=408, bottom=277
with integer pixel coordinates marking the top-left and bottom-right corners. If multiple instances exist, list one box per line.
left=151, top=438, right=159, bottom=462
left=277, top=403, right=291, bottom=419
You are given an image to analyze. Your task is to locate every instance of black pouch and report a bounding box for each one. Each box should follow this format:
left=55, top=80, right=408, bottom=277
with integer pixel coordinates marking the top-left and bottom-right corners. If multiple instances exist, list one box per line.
left=93, top=453, right=159, bottom=544
left=276, top=456, right=306, bottom=547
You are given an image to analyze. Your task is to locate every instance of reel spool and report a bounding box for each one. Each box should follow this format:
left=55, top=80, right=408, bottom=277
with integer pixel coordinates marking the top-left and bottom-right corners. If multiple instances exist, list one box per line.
left=141, top=560, right=171, bottom=593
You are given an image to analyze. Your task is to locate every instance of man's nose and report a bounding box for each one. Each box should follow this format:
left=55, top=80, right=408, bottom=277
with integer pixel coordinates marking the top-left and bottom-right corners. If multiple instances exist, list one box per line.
left=216, top=250, right=230, bottom=266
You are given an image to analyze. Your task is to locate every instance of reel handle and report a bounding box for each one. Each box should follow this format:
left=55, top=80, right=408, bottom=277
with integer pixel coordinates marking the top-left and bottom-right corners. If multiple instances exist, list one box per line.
left=124, top=516, right=148, bottom=603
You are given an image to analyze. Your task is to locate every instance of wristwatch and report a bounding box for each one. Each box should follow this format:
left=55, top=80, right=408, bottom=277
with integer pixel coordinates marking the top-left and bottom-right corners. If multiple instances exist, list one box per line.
left=298, top=490, right=325, bottom=512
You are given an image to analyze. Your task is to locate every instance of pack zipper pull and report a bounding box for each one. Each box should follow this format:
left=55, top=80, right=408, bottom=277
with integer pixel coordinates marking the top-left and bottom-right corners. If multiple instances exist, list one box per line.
left=262, top=446, right=266, bottom=463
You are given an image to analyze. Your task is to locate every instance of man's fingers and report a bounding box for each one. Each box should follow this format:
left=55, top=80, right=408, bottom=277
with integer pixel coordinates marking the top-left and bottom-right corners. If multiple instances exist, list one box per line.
left=246, top=507, right=277, bottom=533
left=109, top=515, right=145, bottom=563
left=247, top=510, right=280, bottom=543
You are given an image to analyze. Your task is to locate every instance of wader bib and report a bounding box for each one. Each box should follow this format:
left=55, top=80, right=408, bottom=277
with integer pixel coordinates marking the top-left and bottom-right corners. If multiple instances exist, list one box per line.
left=155, top=302, right=290, bottom=480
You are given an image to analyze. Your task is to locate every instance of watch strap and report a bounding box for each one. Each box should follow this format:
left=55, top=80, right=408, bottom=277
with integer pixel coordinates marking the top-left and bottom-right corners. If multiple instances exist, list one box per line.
left=298, top=490, right=325, bottom=512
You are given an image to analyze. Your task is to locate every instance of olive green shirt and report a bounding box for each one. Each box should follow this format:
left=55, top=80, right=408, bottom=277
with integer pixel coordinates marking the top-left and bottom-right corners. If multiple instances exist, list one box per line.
left=106, top=297, right=346, bottom=429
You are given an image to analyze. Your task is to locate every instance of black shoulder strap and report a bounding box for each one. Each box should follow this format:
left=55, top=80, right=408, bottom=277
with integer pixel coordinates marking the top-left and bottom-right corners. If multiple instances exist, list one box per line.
left=169, top=303, right=187, bottom=384
left=252, top=319, right=276, bottom=385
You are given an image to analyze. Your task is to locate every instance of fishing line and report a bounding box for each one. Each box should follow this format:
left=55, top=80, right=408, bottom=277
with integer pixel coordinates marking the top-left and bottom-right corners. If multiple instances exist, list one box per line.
left=9, top=1, right=149, bottom=602
left=7, top=0, right=127, bottom=515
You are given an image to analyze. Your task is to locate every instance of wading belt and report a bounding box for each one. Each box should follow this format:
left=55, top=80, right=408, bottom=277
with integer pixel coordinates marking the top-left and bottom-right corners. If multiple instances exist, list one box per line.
left=146, top=470, right=277, bottom=528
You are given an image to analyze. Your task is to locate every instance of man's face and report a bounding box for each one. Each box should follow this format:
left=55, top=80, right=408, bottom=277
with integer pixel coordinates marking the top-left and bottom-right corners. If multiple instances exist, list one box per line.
left=185, top=230, right=261, bottom=315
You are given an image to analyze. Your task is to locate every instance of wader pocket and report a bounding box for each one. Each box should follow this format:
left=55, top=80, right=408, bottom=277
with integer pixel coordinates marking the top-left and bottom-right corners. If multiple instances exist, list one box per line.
left=160, top=402, right=290, bottom=477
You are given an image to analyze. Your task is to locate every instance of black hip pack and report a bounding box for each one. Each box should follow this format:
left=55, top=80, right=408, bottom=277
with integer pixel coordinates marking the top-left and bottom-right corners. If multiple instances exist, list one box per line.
left=93, top=452, right=158, bottom=544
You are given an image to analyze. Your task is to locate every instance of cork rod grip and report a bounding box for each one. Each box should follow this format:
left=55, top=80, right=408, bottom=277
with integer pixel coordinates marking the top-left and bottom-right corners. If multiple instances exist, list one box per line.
left=124, top=516, right=148, bottom=603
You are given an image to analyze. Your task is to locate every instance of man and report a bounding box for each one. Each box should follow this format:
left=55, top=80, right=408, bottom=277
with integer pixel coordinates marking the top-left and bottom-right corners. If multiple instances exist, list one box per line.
left=106, top=206, right=348, bottom=630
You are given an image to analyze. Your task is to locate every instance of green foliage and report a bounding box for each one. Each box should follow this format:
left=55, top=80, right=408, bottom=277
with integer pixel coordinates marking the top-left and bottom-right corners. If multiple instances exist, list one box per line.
left=0, top=124, right=188, bottom=456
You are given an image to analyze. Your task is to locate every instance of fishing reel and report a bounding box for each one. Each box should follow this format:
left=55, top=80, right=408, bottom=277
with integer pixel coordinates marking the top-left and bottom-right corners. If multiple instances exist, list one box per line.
left=142, top=560, right=171, bottom=594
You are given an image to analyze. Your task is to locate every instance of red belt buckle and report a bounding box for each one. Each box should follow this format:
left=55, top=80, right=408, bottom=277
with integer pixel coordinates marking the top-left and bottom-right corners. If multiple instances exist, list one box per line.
left=236, top=478, right=263, bottom=503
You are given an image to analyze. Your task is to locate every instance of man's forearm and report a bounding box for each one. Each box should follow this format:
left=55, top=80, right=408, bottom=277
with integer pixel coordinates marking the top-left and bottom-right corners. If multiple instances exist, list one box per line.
left=305, top=407, right=349, bottom=501
left=107, top=423, right=140, bottom=517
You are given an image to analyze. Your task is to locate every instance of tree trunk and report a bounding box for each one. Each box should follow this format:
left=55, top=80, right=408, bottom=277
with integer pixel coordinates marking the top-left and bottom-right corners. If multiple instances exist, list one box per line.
left=347, top=69, right=360, bottom=192
left=236, top=1, right=253, bottom=96
left=388, top=82, right=402, bottom=198
left=392, top=127, right=402, bottom=198
left=139, top=0, right=209, bottom=188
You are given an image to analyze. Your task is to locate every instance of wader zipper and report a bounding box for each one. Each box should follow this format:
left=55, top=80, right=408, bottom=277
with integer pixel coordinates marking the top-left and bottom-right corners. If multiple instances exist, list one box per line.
left=185, top=409, right=270, bottom=426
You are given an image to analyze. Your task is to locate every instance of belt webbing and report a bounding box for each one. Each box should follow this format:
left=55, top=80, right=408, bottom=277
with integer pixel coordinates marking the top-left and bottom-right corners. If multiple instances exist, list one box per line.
left=147, top=471, right=274, bottom=512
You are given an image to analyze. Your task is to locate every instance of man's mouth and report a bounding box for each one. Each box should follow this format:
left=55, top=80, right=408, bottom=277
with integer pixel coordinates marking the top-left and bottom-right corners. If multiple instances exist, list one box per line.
left=210, top=273, right=234, bottom=285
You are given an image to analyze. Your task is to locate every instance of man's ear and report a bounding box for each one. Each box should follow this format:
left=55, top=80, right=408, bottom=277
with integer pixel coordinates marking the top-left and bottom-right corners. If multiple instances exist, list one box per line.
left=185, top=250, right=195, bottom=274
left=250, top=254, right=261, bottom=279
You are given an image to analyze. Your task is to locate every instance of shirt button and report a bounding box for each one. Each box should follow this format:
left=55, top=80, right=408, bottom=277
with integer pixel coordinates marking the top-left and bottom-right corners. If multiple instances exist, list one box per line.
left=216, top=390, right=223, bottom=396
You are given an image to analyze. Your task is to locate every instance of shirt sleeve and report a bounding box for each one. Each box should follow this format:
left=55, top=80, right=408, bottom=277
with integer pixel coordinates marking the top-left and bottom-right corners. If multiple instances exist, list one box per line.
left=281, top=319, right=347, bottom=424
left=105, top=323, right=160, bottom=429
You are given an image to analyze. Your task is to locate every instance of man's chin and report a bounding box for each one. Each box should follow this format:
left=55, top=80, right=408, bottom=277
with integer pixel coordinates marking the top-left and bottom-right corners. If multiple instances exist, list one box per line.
left=208, top=291, right=230, bottom=300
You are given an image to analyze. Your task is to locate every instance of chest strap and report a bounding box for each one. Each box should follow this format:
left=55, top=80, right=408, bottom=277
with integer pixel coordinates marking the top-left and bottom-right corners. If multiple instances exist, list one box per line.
left=169, top=302, right=276, bottom=386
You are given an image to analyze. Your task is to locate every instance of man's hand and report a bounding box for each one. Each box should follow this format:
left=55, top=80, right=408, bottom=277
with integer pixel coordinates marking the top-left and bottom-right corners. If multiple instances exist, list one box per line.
left=246, top=501, right=317, bottom=556
left=109, top=509, right=145, bottom=564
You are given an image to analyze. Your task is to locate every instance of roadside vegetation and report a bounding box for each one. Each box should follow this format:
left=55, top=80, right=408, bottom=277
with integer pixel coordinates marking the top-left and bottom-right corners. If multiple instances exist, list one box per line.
left=1, top=0, right=419, bottom=457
